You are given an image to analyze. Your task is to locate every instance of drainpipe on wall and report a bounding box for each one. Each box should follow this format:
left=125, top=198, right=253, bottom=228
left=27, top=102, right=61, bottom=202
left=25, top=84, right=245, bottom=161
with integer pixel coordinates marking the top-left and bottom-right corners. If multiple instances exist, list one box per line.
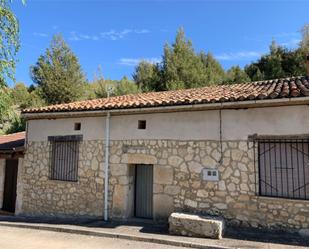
left=104, top=112, right=110, bottom=221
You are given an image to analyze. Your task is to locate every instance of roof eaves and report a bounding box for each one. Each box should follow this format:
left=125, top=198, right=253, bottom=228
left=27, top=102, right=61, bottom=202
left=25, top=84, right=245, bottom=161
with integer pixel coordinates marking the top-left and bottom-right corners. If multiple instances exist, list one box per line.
left=22, top=96, right=309, bottom=120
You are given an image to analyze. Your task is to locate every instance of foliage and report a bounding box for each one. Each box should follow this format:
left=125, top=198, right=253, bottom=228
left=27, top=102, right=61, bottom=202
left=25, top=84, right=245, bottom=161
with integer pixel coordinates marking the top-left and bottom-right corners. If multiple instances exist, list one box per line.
left=90, top=66, right=116, bottom=98
left=4, top=112, right=25, bottom=134
left=90, top=67, right=139, bottom=98
left=200, top=52, right=225, bottom=85
left=133, top=28, right=225, bottom=91
left=225, top=66, right=251, bottom=84
left=133, top=60, right=159, bottom=92
left=114, top=76, right=139, bottom=96
left=0, top=82, right=43, bottom=134
left=0, top=87, right=12, bottom=124
left=30, top=34, right=86, bottom=104
left=245, top=24, right=309, bottom=81
left=0, top=0, right=20, bottom=86
left=11, top=82, right=45, bottom=109
left=162, top=28, right=210, bottom=90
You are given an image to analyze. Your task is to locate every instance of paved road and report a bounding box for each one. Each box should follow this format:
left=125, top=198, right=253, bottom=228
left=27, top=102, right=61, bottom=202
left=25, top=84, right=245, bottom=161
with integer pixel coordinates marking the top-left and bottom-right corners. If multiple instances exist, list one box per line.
left=0, top=226, right=186, bottom=249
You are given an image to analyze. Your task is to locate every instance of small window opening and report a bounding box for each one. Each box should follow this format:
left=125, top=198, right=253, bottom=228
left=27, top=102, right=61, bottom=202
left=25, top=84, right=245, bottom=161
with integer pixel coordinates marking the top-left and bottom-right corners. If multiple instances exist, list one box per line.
left=74, top=122, right=81, bottom=131
left=138, top=120, right=146, bottom=129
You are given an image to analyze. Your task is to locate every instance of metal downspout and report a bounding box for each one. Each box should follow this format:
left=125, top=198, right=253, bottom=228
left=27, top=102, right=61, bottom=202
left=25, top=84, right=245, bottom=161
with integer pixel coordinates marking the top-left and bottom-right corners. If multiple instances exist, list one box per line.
left=104, top=112, right=110, bottom=221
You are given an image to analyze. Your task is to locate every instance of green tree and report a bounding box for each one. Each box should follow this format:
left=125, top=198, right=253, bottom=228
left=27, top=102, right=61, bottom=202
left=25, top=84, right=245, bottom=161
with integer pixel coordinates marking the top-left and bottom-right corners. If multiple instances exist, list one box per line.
left=200, top=52, right=225, bottom=85
left=90, top=67, right=116, bottom=98
left=0, top=0, right=22, bottom=86
left=225, top=66, right=250, bottom=84
left=133, top=60, right=159, bottom=92
left=11, top=82, right=45, bottom=109
left=30, top=34, right=86, bottom=104
left=11, top=82, right=31, bottom=109
left=0, top=87, right=12, bottom=123
left=246, top=43, right=306, bottom=81
left=162, top=28, right=209, bottom=90
left=0, top=0, right=24, bottom=134
left=114, top=76, right=139, bottom=96
left=245, top=64, right=264, bottom=81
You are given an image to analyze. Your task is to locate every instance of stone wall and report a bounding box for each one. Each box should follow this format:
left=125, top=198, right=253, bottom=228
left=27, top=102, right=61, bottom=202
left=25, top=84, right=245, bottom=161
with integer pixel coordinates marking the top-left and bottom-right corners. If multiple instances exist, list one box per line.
left=22, top=141, right=105, bottom=217
left=21, top=139, right=309, bottom=230
left=15, top=158, right=24, bottom=215
left=0, top=159, right=5, bottom=209
left=108, top=140, right=309, bottom=230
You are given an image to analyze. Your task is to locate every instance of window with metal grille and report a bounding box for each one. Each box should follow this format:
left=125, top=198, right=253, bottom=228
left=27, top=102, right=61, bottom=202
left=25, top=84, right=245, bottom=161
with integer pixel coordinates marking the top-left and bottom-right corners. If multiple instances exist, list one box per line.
left=48, top=135, right=82, bottom=182
left=258, top=138, right=309, bottom=200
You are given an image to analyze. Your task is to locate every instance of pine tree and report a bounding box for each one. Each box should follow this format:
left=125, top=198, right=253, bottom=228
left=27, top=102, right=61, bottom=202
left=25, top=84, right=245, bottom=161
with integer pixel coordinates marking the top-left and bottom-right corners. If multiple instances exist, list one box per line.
left=133, top=60, right=158, bottom=92
left=31, top=34, right=86, bottom=104
left=162, top=28, right=209, bottom=90
left=200, top=52, right=225, bottom=85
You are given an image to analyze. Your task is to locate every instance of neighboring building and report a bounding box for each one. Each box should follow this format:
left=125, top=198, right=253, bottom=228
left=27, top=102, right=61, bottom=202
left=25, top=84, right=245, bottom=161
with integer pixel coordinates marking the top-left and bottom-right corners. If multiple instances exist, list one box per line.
left=0, top=132, right=25, bottom=214
left=20, top=75, right=309, bottom=231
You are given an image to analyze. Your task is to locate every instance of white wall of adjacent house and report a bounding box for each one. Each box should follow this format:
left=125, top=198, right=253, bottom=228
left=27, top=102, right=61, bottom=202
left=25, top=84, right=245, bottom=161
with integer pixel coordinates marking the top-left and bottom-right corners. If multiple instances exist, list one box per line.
left=0, top=159, right=5, bottom=209
left=26, top=104, right=309, bottom=142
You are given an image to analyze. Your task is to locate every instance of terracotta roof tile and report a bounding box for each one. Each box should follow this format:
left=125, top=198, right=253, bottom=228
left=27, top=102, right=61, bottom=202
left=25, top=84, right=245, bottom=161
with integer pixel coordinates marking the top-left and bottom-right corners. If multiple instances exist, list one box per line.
left=23, top=76, right=309, bottom=114
left=0, top=132, right=25, bottom=151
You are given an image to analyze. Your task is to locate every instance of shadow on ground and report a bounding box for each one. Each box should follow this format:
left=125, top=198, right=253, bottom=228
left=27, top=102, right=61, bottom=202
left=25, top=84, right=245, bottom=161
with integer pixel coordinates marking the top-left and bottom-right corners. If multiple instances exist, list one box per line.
left=0, top=215, right=308, bottom=247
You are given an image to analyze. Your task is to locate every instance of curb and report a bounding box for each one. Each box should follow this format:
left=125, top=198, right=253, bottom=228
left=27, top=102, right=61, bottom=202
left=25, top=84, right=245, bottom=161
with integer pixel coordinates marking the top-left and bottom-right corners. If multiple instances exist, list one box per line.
left=0, top=222, right=230, bottom=249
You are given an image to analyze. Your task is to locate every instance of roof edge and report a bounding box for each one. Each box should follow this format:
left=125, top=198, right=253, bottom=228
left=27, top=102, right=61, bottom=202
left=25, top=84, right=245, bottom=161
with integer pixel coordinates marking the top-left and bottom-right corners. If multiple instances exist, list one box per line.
left=22, top=97, right=309, bottom=120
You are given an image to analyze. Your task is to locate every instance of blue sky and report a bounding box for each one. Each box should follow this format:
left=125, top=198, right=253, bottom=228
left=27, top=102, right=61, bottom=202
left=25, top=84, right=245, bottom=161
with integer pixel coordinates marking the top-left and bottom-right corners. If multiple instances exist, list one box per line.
left=10, top=0, right=309, bottom=86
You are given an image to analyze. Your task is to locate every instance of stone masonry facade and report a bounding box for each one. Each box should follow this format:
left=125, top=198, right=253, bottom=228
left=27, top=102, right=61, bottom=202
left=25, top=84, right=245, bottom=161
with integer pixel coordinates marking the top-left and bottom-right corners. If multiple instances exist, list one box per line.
left=21, top=139, right=309, bottom=230
left=22, top=141, right=105, bottom=217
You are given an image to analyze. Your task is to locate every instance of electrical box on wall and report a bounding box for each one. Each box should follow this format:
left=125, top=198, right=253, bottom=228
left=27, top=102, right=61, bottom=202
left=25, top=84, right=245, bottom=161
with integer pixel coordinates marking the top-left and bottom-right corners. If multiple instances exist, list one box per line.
left=202, top=169, right=219, bottom=181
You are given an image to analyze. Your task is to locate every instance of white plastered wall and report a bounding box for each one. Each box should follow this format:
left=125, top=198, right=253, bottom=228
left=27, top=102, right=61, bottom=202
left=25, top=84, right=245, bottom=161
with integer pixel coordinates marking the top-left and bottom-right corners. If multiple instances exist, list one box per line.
left=27, top=105, right=309, bottom=142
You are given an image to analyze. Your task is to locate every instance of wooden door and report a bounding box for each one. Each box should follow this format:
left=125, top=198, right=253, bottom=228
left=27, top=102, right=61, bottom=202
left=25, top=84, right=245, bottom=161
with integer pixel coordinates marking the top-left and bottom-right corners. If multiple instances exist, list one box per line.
left=2, top=159, right=18, bottom=213
left=135, top=164, right=153, bottom=219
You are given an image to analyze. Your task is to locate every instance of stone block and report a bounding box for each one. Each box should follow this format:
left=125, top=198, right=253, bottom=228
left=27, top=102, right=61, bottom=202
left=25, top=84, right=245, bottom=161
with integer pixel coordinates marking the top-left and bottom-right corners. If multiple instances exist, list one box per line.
left=154, top=166, right=173, bottom=185
left=168, top=212, right=224, bottom=239
left=154, top=194, right=174, bottom=219
left=168, top=155, right=183, bottom=167
left=121, top=153, right=157, bottom=164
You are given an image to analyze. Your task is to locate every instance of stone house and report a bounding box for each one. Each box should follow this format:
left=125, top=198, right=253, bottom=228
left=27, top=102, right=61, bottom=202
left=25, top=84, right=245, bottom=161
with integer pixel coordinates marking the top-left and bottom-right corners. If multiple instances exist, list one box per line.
left=0, top=132, right=25, bottom=214
left=19, top=75, right=309, bottom=231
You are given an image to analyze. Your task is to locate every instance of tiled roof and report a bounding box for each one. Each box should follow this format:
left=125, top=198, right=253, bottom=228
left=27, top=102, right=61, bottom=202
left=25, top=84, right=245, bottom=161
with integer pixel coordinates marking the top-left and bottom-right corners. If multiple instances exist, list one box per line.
left=23, top=76, right=309, bottom=114
left=0, top=132, right=25, bottom=152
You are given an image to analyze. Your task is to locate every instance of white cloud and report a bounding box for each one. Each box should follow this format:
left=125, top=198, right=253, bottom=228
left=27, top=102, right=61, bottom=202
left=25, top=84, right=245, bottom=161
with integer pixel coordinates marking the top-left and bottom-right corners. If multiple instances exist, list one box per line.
left=280, top=38, right=301, bottom=47
left=68, top=29, right=150, bottom=42
left=68, top=31, right=81, bottom=41
left=68, top=32, right=99, bottom=41
left=33, top=32, right=48, bottom=37
left=215, top=51, right=262, bottom=61
left=118, top=57, right=161, bottom=66
left=100, top=29, right=150, bottom=40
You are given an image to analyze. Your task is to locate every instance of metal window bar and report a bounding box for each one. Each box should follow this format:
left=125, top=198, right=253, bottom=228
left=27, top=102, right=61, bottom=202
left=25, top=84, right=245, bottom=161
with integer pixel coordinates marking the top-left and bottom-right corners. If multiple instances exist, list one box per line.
left=50, top=140, right=80, bottom=182
left=258, top=139, right=309, bottom=200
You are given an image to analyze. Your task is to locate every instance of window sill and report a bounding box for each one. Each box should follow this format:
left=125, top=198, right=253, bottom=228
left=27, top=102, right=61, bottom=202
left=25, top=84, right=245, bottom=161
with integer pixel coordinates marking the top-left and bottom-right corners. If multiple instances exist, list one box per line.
left=255, top=195, right=309, bottom=203
left=48, top=179, right=79, bottom=184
